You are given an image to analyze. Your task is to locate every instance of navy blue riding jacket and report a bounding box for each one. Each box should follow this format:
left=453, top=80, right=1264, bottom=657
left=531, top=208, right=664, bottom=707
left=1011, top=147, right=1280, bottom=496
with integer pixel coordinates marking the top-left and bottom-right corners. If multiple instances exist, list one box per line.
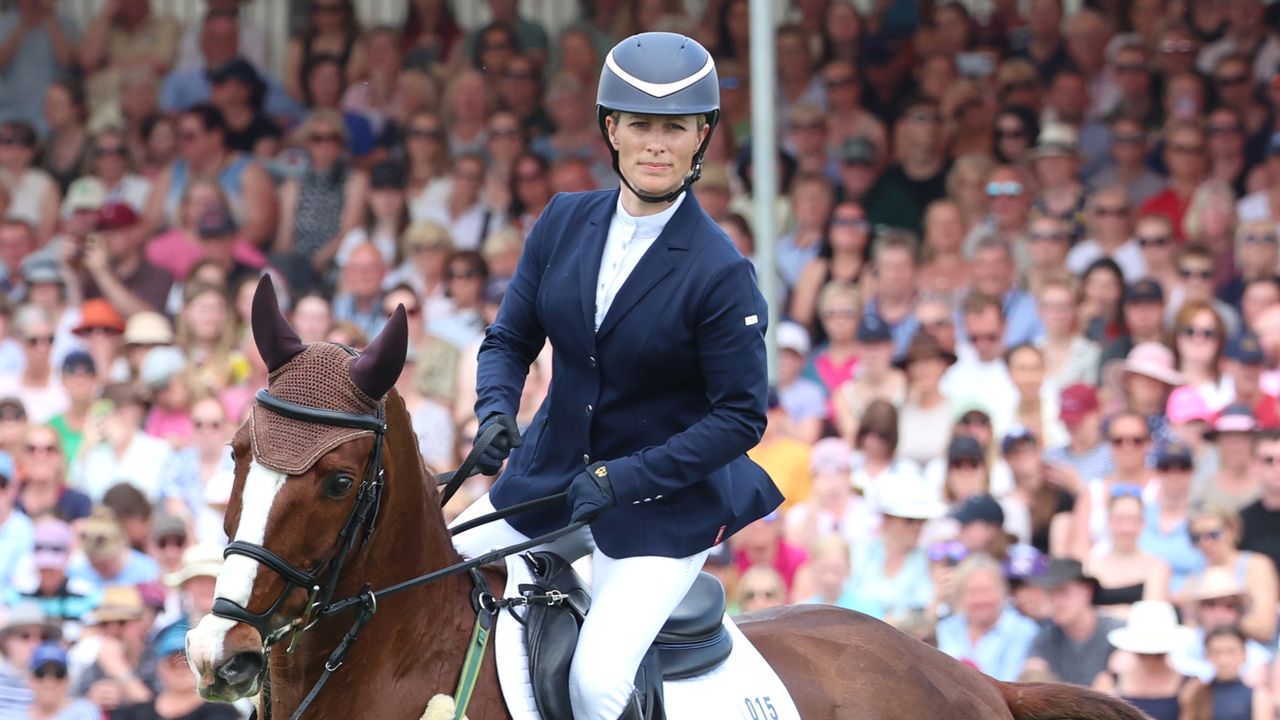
left=474, top=188, right=783, bottom=559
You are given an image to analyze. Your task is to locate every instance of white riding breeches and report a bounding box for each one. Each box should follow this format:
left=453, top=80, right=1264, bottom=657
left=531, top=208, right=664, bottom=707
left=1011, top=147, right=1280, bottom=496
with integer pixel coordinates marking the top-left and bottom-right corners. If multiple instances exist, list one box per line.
left=451, top=493, right=710, bottom=720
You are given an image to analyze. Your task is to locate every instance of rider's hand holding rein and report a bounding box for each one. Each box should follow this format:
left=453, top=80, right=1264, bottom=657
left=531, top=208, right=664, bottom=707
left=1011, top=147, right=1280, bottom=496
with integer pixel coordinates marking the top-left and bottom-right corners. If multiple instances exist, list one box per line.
left=475, top=412, right=522, bottom=476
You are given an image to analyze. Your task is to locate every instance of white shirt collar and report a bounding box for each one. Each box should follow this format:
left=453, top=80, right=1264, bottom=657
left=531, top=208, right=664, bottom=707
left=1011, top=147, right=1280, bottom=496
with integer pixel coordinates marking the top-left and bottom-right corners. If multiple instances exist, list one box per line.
left=614, top=189, right=686, bottom=241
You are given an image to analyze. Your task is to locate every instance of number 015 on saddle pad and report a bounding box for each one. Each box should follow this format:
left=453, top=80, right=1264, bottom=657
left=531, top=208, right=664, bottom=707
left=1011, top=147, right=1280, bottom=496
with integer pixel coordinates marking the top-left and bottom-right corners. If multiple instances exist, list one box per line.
left=494, top=553, right=801, bottom=720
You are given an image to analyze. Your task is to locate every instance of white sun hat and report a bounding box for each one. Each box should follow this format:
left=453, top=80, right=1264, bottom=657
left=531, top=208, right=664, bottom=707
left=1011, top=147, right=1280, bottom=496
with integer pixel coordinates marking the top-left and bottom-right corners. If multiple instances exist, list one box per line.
left=1107, top=600, right=1195, bottom=655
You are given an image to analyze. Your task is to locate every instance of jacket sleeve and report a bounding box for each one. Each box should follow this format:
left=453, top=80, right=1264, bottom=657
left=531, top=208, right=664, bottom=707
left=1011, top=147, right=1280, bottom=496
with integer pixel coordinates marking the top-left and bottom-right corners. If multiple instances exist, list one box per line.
left=473, top=196, right=556, bottom=422
left=604, top=256, right=769, bottom=506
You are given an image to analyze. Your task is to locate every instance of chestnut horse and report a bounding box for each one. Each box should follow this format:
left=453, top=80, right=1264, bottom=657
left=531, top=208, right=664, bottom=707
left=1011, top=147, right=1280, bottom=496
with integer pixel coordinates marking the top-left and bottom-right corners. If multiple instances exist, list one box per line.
left=185, top=278, right=1150, bottom=720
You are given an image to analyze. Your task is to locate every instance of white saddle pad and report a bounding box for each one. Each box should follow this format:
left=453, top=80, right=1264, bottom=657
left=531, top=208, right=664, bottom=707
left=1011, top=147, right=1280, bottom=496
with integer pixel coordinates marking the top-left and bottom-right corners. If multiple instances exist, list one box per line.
left=494, top=554, right=801, bottom=720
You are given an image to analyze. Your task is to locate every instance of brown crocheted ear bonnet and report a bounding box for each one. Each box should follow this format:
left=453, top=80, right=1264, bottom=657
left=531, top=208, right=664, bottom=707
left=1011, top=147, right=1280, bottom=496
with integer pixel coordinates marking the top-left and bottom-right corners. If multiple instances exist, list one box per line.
left=248, top=276, right=408, bottom=475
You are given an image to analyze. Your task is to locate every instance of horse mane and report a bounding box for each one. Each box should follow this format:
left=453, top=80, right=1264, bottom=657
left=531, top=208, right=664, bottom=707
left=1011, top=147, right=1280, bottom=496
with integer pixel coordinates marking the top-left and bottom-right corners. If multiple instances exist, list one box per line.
left=378, top=387, right=459, bottom=566
left=997, top=681, right=1152, bottom=720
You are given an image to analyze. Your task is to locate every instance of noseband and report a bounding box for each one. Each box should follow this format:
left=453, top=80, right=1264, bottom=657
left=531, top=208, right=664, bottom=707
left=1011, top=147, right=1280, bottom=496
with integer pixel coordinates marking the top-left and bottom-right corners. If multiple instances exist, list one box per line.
left=210, top=384, right=387, bottom=647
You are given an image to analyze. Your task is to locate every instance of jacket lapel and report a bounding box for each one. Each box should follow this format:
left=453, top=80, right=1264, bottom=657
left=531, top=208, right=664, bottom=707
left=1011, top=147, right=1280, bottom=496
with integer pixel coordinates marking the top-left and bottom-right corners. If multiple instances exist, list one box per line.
left=595, top=192, right=698, bottom=341
left=577, top=190, right=618, bottom=336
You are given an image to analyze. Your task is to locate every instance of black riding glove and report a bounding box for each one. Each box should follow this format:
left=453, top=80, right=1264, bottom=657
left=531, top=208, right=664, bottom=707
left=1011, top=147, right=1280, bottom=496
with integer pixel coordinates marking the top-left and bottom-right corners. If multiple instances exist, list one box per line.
left=475, top=413, right=522, bottom=476
left=568, top=462, right=616, bottom=523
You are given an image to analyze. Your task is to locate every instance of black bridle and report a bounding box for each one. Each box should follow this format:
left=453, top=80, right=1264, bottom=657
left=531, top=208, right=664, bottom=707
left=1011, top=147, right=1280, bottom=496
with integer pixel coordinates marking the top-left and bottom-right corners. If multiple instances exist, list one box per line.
left=211, top=377, right=586, bottom=720
left=210, top=388, right=388, bottom=647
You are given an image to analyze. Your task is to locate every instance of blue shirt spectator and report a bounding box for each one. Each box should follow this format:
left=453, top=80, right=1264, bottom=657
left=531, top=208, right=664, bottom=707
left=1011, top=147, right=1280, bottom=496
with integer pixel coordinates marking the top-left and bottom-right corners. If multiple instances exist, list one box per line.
left=0, top=8, right=79, bottom=132
left=937, top=604, right=1039, bottom=681
left=160, top=65, right=302, bottom=126
left=66, top=549, right=159, bottom=592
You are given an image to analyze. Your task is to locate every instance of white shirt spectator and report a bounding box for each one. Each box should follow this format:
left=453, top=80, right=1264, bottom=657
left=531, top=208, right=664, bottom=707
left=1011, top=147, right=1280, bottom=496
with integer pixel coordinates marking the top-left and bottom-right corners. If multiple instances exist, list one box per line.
left=0, top=372, right=67, bottom=424
left=940, top=344, right=1020, bottom=438
left=71, top=432, right=174, bottom=502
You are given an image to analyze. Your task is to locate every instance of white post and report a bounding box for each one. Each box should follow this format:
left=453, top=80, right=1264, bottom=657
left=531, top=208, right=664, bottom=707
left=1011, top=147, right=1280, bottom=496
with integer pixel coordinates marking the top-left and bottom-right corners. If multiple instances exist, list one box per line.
left=748, top=0, right=779, bottom=382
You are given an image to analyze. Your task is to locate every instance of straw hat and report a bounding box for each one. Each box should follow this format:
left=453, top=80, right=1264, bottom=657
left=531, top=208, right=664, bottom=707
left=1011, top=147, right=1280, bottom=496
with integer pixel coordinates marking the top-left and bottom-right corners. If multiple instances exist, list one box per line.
left=1107, top=601, right=1195, bottom=655
left=1189, top=566, right=1247, bottom=602
left=86, top=585, right=144, bottom=624
left=876, top=479, right=947, bottom=520
left=165, top=544, right=225, bottom=588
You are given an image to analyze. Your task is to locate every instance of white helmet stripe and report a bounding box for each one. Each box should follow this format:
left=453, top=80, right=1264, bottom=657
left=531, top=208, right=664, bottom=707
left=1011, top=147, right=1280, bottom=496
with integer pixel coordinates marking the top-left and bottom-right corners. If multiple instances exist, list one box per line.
left=604, top=50, right=716, bottom=99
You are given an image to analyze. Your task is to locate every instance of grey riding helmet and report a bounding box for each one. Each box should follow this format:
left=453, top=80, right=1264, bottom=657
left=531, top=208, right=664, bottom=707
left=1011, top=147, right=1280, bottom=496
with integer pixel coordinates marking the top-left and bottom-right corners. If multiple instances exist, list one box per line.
left=596, top=32, right=721, bottom=203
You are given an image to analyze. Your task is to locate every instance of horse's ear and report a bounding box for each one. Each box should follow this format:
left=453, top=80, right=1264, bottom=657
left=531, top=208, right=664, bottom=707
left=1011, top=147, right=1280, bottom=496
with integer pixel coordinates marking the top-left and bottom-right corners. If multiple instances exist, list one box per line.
left=251, top=274, right=305, bottom=372
left=351, top=306, right=408, bottom=400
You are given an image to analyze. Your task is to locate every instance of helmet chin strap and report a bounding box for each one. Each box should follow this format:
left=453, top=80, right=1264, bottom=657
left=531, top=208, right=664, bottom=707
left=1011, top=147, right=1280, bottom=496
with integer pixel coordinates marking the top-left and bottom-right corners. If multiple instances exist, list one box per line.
left=615, top=153, right=705, bottom=205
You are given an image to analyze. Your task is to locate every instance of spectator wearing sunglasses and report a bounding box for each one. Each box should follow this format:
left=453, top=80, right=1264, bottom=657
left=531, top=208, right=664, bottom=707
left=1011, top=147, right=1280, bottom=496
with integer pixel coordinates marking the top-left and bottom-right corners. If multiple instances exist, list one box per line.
left=5, top=518, right=97, bottom=633
left=1138, top=121, right=1208, bottom=243
left=0, top=304, right=67, bottom=424
left=1171, top=568, right=1274, bottom=684
left=1140, top=441, right=1204, bottom=597
left=1068, top=411, right=1155, bottom=560
left=1218, top=220, right=1280, bottom=314
left=16, top=425, right=89, bottom=524
left=963, top=165, right=1033, bottom=259
left=941, top=293, right=1018, bottom=437
left=1066, top=185, right=1146, bottom=281
left=1175, top=504, right=1277, bottom=645
left=0, top=604, right=57, bottom=718
left=1198, top=404, right=1263, bottom=511
left=26, top=641, right=97, bottom=720
left=1087, top=117, right=1164, bottom=206
left=1170, top=300, right=1233, bottom=411
left=936, top=553, right=1038, bottom=681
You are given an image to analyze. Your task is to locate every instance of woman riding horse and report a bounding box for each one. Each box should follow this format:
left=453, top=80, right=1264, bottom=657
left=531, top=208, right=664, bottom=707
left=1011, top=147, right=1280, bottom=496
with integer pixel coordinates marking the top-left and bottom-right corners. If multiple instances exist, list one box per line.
left=451, top=32, right=781, bottom=720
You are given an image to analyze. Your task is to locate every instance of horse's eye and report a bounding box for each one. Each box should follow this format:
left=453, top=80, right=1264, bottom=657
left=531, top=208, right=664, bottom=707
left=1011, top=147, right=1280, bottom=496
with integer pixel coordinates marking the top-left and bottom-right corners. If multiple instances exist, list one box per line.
left=325, top=474, right=355, bottom=499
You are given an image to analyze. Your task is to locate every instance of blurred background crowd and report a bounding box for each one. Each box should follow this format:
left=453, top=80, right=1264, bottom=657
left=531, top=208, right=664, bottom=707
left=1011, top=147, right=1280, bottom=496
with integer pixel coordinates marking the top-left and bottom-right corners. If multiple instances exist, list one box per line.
left=6, top=0, right=1280, bottom=718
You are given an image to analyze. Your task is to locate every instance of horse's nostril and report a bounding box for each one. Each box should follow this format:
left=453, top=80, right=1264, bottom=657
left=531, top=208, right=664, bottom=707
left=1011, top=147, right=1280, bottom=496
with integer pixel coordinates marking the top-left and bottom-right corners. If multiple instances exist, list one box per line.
left=216, top=651, right=264, bottom=686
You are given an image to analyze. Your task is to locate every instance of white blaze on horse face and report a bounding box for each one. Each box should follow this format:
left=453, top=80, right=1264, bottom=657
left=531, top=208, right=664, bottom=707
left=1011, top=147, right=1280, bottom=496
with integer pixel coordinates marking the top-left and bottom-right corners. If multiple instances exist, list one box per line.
left=187, top=461, right=286, bottom=682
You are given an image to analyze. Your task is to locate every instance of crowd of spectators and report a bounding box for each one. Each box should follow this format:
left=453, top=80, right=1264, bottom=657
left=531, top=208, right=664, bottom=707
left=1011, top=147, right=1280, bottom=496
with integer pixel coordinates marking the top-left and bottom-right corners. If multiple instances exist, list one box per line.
left=6, top=0, right=1280, bottom=718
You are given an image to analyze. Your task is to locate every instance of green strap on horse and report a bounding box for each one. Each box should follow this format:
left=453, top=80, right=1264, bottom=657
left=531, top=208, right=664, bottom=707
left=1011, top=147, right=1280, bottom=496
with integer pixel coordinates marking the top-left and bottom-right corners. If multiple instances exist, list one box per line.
left=451, top=604, right=495, bottom=720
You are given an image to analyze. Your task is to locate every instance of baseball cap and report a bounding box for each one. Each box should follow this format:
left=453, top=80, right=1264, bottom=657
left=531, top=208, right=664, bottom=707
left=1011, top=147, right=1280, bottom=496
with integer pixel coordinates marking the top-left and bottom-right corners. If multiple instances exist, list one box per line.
left=61, top=350, right=96, bottom=376
left=840, top=137, right=879, bottom=165
left=195, top=205, right=238, bottom=238
left=1206, top=404, right=1258, bottom=438
left=1166, top=385, right=1214, bottom=424
left=1059, top=384, right=1099, bottom=425
left=948, top=435, right=985, bottom=464
left=856, top=315, right=892, bottom=343
left=1001, top=427, right=1038, bottom=455
left=1226, top=333, right=1266, bottom=365
left=1124, top=278, right=1164, bottom=305
left=20, top=255, right=62, bottom=286
left=32, top=518, right=72, bottom=570
left=96, top=202, right=139, bottom=231
left=72, top=299, right=125, bottom=335
left=776, top=321, right=811, bottom=356
left=207, top=58, right=261, bottom=87
left=149, top=513, right=188, bottom=543
left=154, top=622, right=190, bottom=658
left=953, top=493, right=1005, bottom=526
left=1155, top=441, right=1194, bottom=469
left=63, top=177, right=106, bottom=213
left=29, top=642, right=67, bottom=672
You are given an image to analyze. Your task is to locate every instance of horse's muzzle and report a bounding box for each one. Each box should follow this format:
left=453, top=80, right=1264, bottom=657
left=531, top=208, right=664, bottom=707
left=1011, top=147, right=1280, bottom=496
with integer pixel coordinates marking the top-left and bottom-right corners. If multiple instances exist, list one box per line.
left=187, top=613, right=264, bottom=702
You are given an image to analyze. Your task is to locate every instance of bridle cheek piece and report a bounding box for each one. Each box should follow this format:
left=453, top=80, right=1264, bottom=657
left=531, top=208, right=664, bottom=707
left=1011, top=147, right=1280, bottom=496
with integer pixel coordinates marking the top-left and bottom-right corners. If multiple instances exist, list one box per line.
left=210, top=386, right=388, bottom=649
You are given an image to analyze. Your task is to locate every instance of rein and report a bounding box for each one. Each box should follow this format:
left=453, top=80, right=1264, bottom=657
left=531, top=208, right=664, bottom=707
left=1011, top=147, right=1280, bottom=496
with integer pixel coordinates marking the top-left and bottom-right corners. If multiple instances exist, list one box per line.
left=220, top=388, right=582, bottom=720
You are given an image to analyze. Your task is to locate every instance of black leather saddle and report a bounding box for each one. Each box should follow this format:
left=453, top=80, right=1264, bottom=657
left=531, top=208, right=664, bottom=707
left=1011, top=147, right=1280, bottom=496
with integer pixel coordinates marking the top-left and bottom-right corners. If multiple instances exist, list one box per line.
left=517, top=551, right=733, bottom=720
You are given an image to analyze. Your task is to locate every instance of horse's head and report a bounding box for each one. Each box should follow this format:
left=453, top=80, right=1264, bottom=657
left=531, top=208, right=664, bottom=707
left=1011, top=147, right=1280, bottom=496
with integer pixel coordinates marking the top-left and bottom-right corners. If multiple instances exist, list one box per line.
left=187, top=276, right=407, bottom=701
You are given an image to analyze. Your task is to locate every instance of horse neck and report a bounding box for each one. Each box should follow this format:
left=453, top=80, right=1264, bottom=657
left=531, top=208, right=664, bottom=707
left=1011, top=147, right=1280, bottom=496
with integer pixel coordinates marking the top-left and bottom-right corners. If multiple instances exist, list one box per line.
left=272, top=390, right=477, bottom=719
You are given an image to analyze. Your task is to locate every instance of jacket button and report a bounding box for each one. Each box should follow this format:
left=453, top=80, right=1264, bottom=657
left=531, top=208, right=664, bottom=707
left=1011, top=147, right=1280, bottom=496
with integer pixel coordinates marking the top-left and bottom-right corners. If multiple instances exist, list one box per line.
left=588, top=356, right=597, bottom=367
left=585, top=404, right=593, bottom=415
left=582, top=454, right=590, bottom=464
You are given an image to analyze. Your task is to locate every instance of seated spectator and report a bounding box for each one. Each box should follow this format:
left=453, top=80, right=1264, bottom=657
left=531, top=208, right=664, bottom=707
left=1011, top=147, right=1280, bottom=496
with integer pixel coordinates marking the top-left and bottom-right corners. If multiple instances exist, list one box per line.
left=807, top=282, right=862, bottom=403
left=734, top=566, right=788, bottom=615
left=1006, top=345, right=1066, bottom=449
left=0, top=397, right=28, bottom=462
left=922, top=403, right=1016, bottom=499
left=784, top=437, right=877, bottom=551
left=528, top=74, right=611, bottom=188
left=1167, top=246, right=1241, bottom=340
left=1098, top=278, right=1167, bottom=385
left=748, top=390, right=812, bottom=512
left=894, top=330, right=955, bottom=467
left=0, top=1, right=79, bottom=134
left=174, top=0, right=266, bottom=74
left=1096, top=600, right=1195, bottom=720
left=852, top=479, right=941, bottom=623
left=1044, top=383, right=1113, bottom=483
left=0, top=304, right=68, bottom=423
left=731, top=513, right=808, bottom=597
left=1029, top=123, right=1086, bottom=229
left=777, top=178, right=835, bottom=289
left=850, top=400, right=920, bottom=503
left=336, top=161, right=405, bottom=268
left=4, top=518, right=98, bottom=635
left=1222, top=334, right=1280, bottom=431
left=936, top=553, right=1039, bottom=681
left=70, top=584, right=154, bottom=711
left=1066, top=185, right=1146, bottom=281
left=1024, top=216, right=1073, bottom=298
left=0, top=121, right=60, bottom=242
left=101, top=484, right=152, bottom=552
left=795, top=534, right=882, bottom=615
left=0, top=603, right=56, bottom=717
left=114, top=620, right=239, bottom=719
left=954, top=492, right=1020, bottom=560
left=205, top=58, right=283, bottom=156
left=1239, top=431, right=1280, bottom=575
left=39, top=81, right=90, bottom=195
left=832, top=316, right=905, bottom=437
left=1218, top=220, right=1280, bottom=313
left=274, top=109, right=369, bottom=290
left=71, top=382, right=172, bottom=503
left=916, top=199, right=972, bottom=297
left=26, top=641, right=98, bottom=720
left=1077, top=258, right=1126, bottom=344
left=383, top=221, right=453, bottom=323
left=138, top=347, right=192, bottom=446
left=1198, top=405, right=1262, bottom=510
left=1177, top=504, right=1278, bottom=644
left=1179, top=625, right=1273, bottom=720
left=1001, top=429, right=1074, bottom=554
left=1086, top=117, right=1164, bottom=205
left=941, top=293, right=1018, bottom=436
left=142, top=104, right=276, bottom=251
left=1004, top=546, right=1052, bottom=623
left=1088, top=489, right=1169, bottom=616
left=66, top=508, right=157, bottom=593
left=1068, top=410, right=1155, bottom=559
left=1141, top=442, right=1205, bottom=598
left=303, top=53, right=376, bottom=162
left=16, top=425, right=91, bottom=524
left=428, top=250, right=488, bottom=351
left=74, top=203, right=172, bottom=316
left=790, top=200, right=870, bottom=333
left=1035, top=276, right=1101, bottom=389
left=1118, top=341, right=1181, bottom=437
left=174, top=282, right=242, bottom=393
left=1023, top=558, right=1123, bottom=686
left=1133, top=215, right=1179, bottom=299
left=862, top=230, right=921, bottom=357
left=1172, top=568, right=1273, bottom=685
left=283, top=0, right=361, bottom=103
